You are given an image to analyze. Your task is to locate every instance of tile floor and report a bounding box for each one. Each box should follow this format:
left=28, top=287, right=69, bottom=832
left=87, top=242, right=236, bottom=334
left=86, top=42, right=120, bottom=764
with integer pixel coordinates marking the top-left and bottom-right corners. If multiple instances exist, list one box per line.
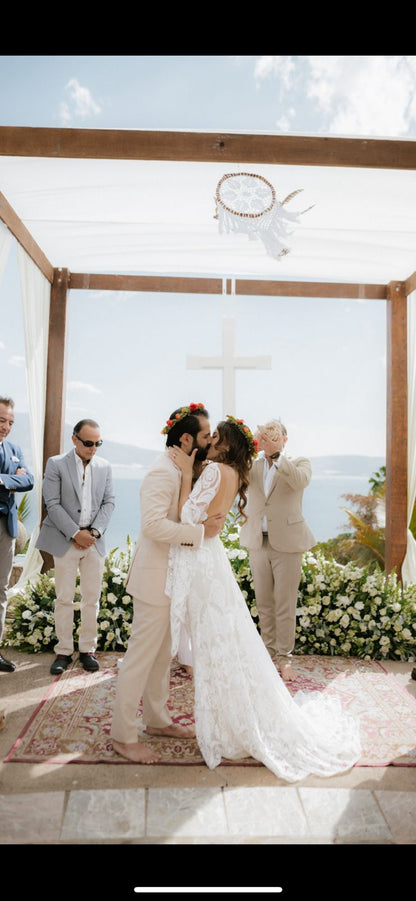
left=1, top=649, right=415, bottom=858
left=1, top=783, right=415, bottom=845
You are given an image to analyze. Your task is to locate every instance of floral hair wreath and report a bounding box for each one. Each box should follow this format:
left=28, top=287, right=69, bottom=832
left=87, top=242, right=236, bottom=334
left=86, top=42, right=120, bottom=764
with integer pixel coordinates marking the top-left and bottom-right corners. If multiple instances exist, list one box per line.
left=161, top=402, right=206, bottom=435
left=226, top=414, right=258, bottom=457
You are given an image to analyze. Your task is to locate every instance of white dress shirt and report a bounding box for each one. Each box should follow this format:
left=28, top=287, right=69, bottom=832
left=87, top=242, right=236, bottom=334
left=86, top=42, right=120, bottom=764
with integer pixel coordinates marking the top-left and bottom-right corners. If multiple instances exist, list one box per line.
left=262, top=453, right=282, bottom=533
left=74, top=448, right=92, bottom=528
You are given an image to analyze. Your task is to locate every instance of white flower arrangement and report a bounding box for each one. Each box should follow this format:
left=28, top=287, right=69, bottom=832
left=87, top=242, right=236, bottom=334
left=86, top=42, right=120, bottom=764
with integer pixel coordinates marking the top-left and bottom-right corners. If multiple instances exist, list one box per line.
left=3, top=524, right=416, bottom=662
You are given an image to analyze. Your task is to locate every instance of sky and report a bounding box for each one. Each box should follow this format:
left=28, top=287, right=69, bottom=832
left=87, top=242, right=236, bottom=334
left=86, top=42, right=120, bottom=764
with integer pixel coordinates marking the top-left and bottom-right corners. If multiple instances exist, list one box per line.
left=1, top=55, right=415, bottom=461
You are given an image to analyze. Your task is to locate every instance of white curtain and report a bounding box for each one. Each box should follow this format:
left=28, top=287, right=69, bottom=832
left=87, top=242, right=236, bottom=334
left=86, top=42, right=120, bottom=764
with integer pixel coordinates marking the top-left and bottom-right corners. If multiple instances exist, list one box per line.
left=401, top=290, right=416, bottom=585
left=0, top=221, right=12, bottom=284
left=8, top=248, right=50, bottom=595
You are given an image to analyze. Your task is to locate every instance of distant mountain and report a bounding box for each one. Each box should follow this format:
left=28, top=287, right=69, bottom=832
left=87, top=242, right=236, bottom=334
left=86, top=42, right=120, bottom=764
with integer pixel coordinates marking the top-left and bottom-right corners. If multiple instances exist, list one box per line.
left=308, top=455, right=385, bottom=478
left=11, top=413, right=160, bottom=477
left=9, top=414, right=385, bottom=544
left=9, top=413, right=385, bottom=482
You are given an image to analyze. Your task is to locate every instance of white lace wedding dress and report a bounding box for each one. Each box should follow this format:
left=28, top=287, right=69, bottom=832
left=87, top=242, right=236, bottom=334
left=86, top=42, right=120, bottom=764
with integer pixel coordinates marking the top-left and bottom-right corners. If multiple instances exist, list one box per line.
left=166, top=462, right=361, bottom=782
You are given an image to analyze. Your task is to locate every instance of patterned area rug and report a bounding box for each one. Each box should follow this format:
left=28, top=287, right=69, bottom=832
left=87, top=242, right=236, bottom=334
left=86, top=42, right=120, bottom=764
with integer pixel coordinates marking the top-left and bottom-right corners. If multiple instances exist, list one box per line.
left=4, top=653, right=416, bottom=766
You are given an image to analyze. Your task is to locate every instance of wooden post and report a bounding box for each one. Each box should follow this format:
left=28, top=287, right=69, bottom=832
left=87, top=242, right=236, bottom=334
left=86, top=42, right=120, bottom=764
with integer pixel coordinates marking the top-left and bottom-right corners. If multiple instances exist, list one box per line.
left=385, top=281, right=408, bottom=577
left=40, top=267, right=69, bottom=572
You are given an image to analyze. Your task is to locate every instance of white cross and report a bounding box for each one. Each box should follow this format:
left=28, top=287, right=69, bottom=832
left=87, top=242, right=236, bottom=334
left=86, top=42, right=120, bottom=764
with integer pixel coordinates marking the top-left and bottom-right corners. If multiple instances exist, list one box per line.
left=187, top=317, right=271, bottom=417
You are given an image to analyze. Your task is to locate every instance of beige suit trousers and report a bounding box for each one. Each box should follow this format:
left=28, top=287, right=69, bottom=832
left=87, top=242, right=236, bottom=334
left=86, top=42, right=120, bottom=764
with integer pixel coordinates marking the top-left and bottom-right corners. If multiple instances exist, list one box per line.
left=53, top=543, right=105, bottom=656
left=249, top=535, right=302, bottom=661
left=111, top=596, right=173, bottom=744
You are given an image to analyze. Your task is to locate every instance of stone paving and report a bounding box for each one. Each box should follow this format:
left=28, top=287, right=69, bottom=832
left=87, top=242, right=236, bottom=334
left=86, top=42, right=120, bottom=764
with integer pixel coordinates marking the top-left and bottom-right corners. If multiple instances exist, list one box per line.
left=1, top=650, right=415, bottom=852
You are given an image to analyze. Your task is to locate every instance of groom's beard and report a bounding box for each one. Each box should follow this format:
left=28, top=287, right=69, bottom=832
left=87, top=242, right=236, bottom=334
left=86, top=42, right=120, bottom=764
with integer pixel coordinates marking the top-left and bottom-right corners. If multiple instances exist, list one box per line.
left=193, top=443, right=210, bottom=462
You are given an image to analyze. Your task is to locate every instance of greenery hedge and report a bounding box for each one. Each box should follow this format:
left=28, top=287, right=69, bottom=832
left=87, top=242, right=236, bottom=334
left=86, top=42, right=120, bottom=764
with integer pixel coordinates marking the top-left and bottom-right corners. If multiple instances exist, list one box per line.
left=3, top=517, right=416, bottom=662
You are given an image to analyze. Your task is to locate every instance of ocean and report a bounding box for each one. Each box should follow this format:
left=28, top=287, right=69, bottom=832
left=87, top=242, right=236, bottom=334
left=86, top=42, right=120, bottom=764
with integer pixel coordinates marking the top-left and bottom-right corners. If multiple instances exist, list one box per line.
left=22, top=468, right=379, bottom=553
left=103, top=473, right=373, bottom=551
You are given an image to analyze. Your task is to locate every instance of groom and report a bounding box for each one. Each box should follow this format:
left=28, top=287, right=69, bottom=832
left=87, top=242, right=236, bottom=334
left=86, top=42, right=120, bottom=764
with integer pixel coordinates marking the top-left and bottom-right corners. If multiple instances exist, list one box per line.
left=111, top=403, right=223, bottom=763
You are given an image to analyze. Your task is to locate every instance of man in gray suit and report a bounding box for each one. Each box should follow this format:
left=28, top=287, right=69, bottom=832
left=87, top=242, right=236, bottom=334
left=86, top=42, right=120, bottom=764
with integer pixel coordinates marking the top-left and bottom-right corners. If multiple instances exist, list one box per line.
left=36, top=419, right=115, bottom=675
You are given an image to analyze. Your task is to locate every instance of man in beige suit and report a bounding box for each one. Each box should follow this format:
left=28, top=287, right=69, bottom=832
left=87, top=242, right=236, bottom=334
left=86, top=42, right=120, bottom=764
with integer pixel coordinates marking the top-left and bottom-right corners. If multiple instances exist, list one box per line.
left=111, top=403, right=223, bottom=763
left=239, top=419, right=315, bottom=681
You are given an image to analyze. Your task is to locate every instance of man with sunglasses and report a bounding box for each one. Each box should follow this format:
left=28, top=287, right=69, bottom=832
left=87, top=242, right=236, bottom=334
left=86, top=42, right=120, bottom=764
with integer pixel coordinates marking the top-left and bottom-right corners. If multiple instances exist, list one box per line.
left=36, top=419, right=115, bottom=675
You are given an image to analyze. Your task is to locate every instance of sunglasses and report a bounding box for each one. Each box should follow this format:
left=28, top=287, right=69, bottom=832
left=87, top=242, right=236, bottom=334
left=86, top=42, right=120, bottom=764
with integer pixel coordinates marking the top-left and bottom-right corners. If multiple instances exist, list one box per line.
left=74, top=434, right=103, bottom=448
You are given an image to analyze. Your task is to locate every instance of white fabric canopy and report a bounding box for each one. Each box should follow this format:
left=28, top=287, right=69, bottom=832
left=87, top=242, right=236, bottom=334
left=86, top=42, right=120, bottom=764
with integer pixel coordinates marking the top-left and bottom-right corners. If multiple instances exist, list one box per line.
left=7, top=247, right=50, bottom=595
left=402, top=291, right=416, bottom=585
left=1, top=157, right=416, bottom=283
left=0, top=220, right=11, bottom=284
left=1, top=141, right=416, bottom=587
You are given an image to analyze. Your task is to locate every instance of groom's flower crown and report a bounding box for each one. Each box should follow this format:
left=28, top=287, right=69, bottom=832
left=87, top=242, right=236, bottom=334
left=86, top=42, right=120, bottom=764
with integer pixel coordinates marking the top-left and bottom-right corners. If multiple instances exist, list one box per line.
left=161, top=402, right=206, bottom=435
left=226, top=414, right=259, bottom=457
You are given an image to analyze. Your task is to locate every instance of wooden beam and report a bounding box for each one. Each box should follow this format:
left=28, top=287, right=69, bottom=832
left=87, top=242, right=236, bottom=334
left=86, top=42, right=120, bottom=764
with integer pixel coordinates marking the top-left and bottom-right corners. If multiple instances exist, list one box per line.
left=1, top=126, right=416, bottom=170
left=404, top=269, right=416, bottom=297
left=0, top=191, right=54, bottom=283
left=69, top=273, right=224, bottom=294
left=385, top=281, right=408, bottom=578
left=40, top=267, right=70, bottom=572
left=68, top=272, right=388, bottom=299
left=43, top=268, right=69, bottom=465
left=235, top=280, right=387, bottom=300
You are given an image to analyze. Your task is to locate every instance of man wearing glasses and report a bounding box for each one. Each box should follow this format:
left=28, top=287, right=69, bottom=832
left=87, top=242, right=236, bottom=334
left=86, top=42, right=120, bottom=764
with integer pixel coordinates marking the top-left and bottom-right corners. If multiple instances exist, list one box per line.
left=36, top=419, right=115, bottom=675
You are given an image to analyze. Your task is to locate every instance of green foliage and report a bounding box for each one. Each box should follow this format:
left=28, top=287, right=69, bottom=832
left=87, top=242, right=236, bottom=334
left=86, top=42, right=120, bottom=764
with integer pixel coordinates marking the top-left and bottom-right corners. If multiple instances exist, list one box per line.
left=221, top=510, right=259, bottom=629
left=296, top=551, right=416, bottom=661
left=17, top=493, right=31, bottom=523
left=3, top=525, right=416, bottom=663
left=317, top=466, right=386, bottom=570
left=4, top=540, right=134, bottom=654
left=368, top=465, right=386, bottom=497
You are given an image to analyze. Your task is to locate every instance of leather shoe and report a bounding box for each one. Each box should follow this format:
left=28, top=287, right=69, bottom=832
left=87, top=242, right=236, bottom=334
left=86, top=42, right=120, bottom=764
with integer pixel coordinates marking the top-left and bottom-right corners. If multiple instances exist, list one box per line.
left=50, top=655, right=72, bottom=675
left=79, top=652, right=99, bottom=672
left=0, top=653, right=16, bottom=673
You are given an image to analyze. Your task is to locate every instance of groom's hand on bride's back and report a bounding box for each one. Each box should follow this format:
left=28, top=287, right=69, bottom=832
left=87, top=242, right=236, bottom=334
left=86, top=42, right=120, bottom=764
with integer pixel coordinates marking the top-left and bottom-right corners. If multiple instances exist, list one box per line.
left=204, top=513, right=226, bottom=538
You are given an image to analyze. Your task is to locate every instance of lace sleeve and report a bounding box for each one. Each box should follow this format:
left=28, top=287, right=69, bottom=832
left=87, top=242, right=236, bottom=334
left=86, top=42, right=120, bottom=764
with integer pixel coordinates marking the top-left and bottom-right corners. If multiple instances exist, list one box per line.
left=181, top=462, right=221, bottom=525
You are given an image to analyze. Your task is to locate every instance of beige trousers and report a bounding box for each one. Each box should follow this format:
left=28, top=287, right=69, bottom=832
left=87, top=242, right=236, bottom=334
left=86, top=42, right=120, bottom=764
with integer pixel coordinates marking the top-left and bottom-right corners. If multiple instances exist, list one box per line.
left=0, top=516, right=15, bottom=641
left=111, top=596, right=173, bottom=744
left=249, top=535, right=302, bottom=662
left=53, top=543, right=105, bottom=656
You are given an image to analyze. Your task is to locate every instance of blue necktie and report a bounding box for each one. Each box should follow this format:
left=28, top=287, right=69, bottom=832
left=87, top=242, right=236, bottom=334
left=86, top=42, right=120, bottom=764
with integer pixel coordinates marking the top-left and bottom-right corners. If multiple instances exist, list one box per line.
left=0, top=444, right=4, bottom=472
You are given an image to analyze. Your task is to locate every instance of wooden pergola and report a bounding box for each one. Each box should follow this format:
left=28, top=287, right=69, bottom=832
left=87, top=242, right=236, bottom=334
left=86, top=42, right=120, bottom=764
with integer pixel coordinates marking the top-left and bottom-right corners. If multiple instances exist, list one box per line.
left=0, top=126, right=414, bottom=576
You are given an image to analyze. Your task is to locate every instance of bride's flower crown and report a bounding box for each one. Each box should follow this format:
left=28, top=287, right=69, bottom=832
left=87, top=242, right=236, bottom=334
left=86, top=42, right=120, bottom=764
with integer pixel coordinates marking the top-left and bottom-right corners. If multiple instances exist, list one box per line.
left=226, top=414, right=258, bottom=457
left=161, top=402, right=206, bottom=435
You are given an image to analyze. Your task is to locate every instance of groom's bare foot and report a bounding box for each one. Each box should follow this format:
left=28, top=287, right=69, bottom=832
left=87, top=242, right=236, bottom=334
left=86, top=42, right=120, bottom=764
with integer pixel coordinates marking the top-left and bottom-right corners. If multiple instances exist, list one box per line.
left=145, top=723, right=195, bottom=739
left=280, top=662, right=296, bottom=682
left=111, top=739, right=161, bottom=763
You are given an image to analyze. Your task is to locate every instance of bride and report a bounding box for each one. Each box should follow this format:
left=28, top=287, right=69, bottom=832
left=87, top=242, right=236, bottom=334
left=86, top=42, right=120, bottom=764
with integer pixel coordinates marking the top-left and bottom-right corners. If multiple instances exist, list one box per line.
left=166, top=414, right=361, bottom=783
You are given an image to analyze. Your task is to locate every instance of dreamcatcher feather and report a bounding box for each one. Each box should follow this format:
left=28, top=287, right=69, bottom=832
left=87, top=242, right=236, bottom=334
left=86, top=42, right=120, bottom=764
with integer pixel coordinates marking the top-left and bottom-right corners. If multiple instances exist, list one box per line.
left=214, top=172, right=313, bottom=260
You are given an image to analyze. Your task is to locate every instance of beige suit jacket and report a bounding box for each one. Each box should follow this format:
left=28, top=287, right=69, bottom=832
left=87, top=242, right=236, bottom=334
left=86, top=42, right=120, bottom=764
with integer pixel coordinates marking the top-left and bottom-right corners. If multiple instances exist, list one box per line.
left=239, top=454, right=316, bottom=553
left=125, top=452, right=204, bottom=605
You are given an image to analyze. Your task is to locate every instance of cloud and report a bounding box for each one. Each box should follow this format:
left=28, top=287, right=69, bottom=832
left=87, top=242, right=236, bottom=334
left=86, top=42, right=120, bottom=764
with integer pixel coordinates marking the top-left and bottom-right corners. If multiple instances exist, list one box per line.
left=254, top=56, right=296, bottom=91
left=306, top=55, right=416, bottom=137
left=68, top=380, right=101, bottom=394
left=0, top=341, right=5, bottom=351
left=254, top=55, right=416, bottom=137
left=59, top=77, right=101, bottom=125
left=8, top=355, right=25, bottom=367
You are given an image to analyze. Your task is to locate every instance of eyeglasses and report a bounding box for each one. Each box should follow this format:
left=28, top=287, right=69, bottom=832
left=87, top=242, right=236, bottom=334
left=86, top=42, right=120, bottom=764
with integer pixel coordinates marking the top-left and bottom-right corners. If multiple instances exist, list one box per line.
left=74, top=435, right=103, bottom=448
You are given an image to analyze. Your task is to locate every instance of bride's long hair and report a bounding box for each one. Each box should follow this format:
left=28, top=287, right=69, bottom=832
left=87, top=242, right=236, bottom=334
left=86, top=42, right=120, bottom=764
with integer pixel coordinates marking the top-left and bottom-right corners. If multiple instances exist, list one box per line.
left=214, top=419, right=254, bottom=522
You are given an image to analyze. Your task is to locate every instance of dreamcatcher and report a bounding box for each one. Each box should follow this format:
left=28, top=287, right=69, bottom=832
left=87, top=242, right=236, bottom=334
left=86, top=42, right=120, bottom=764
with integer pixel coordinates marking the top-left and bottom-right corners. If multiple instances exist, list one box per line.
left=214, top=172, right=313, bottom=260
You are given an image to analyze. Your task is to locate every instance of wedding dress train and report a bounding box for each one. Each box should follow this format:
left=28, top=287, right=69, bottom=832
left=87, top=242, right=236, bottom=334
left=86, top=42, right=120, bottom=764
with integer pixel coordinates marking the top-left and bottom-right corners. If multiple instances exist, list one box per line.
left=166, top=462, right=361, bottom=783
